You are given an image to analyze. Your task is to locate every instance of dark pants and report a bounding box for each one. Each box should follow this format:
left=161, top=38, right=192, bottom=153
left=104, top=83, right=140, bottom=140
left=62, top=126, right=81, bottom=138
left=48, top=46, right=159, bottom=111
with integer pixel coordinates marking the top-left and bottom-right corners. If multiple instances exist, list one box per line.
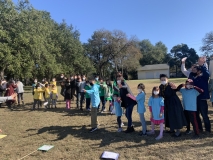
left=76, top=92, right=80, bottom=108
left=196, top=99, right=211, bottom=132
left=18, top=93, right=24, bottom=104
left=125, top=104, right=134, bottom=127
left=117, top=116, right=121, bottom=128
left=184, top=110, right=191, bottom=131
left=86, top=98, right=91, bottom=109
left=98, top=96, right=106, bottom=111
left=187, top=110, right=199, bottom=135
left=80, top=92, right=85, bottom=109
left=33, top=99, right=41, bottom=109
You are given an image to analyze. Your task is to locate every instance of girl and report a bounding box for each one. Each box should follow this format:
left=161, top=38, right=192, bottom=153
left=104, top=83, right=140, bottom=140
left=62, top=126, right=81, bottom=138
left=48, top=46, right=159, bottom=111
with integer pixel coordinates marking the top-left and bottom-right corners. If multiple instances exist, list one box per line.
left=113, top=94, right=123, bottom=132
left=159, top=74, right=187, bottom=137
left=127, top=83, right=147, bottom=136
left=64, top=79, right=73, bottom=110
left=33, top=84, right=43, bottom=110
left=104, top=80, right=113, bottom=112
left=51, top=85, right=58, bottom=108
left=147, top=86, right=164, bottom=140
left=84, top=81, right=91, bottom=111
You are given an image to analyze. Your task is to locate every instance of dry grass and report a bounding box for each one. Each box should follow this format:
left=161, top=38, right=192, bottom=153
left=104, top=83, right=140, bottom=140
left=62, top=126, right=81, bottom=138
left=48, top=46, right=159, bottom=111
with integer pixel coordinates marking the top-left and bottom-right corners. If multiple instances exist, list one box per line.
left=1, top=78, right=213, bottom=160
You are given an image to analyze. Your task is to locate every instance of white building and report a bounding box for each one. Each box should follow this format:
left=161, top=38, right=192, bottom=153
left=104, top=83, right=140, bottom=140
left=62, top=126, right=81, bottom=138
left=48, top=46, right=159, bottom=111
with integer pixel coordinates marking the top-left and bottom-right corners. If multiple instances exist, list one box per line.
left=137, top=64, right=170, bottom=79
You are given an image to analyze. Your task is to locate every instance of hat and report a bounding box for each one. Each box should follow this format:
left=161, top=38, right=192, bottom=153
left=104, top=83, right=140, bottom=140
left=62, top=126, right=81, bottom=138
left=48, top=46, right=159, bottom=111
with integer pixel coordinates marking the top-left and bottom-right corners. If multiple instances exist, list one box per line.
left=186, top=79, right=194, bottom=85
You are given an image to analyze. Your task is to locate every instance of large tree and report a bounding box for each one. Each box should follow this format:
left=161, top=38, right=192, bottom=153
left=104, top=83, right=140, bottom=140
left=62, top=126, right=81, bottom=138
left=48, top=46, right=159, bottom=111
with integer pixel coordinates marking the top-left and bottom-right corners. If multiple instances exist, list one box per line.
left=139, top=40, right=168, bottom=66
left=170, top=44, right=199, bottom=76
left=84, top=29, right=141, bottom=77
left=201, top=31, right=213, bottom=58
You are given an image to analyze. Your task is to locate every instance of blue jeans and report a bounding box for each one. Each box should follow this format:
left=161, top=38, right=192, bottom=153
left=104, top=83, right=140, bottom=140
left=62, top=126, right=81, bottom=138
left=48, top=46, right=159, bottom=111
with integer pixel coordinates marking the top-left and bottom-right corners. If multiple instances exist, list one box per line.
left=139, top=113, right=147, bottom=134
left=125, top=104, right=134, bottom=127
left=196, top=99, right=211, bottom=132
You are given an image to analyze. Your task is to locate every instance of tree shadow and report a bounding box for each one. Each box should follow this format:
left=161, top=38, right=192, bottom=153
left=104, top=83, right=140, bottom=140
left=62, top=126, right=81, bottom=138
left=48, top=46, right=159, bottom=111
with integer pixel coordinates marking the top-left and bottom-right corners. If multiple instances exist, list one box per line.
left=25, top=123, right=213, bottom=149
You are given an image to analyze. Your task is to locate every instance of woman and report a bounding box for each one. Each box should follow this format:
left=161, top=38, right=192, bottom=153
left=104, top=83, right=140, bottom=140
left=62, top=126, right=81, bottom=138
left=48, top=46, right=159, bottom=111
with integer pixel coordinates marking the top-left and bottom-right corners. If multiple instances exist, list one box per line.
left=159, top=74, right=187, bottom=137
left=117, top=76, right=136, bottom=133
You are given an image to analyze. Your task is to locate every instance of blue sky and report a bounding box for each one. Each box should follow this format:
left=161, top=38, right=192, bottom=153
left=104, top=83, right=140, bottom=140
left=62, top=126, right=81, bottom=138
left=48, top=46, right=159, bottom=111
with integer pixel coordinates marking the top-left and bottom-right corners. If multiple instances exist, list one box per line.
left=13, top=0, right=213, bottom=55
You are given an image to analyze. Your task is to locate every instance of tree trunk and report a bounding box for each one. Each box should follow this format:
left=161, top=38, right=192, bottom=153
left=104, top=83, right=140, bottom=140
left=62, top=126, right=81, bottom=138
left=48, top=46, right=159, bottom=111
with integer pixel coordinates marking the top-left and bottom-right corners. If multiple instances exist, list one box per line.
left=0, top=68, right=5, bottom=80
left=175, top=65, right=178, bottom=77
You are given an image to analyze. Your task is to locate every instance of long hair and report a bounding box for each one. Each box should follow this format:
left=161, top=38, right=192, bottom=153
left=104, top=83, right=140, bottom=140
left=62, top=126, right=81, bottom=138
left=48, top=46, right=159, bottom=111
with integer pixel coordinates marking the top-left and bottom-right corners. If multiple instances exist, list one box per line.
left=138, top=83, right=146, bottom=94
left=152, top=86, right=160, bottom=97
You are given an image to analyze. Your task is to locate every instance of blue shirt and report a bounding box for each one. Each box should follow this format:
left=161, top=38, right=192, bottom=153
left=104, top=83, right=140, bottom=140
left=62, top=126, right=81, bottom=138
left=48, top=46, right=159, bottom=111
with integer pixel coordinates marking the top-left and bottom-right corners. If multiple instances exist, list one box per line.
left=180, top=88, right=199, bottom=111
left=114, top=101, right=122, bottom=117
left=148, top=96, right=164, bottom=121
left=136, top=92, right=146, bottom=114
left=86, top=84, right=100, bottom=108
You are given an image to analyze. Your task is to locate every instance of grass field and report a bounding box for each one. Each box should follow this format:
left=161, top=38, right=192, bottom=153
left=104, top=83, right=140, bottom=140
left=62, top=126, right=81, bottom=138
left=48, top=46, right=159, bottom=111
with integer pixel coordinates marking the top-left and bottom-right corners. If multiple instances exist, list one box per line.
left=1, top=78, right=213, bottom=160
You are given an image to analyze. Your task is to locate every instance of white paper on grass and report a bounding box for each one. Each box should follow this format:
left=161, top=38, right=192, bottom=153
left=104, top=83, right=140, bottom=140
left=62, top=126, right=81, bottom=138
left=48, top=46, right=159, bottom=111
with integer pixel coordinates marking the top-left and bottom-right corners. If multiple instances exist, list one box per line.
left=43, top=102, right=48, bottom=106
left=101, top=151, right=119, bottom=160
left=38, top=145, right=54, bottom=151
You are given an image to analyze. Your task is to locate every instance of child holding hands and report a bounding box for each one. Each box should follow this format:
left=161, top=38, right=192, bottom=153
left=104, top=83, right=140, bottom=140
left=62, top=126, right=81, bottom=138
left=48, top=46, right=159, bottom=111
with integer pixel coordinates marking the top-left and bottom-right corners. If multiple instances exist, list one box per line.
left=147, top=86, right=164, bottom=140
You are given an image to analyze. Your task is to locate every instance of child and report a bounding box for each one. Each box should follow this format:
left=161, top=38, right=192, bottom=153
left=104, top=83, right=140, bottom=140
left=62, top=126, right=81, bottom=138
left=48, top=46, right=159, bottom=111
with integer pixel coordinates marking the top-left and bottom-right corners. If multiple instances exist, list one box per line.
left=84, top=81, right=91, bottom=111
left=33, top=84, right=44, bottom=110
left=51, top=85, right=58, bottom=108
left=98, top=78, right=106, bottom=112
left=173, top=79, right=203, bottom=139
left=83, top=78, right=100, bottom=133
left=64, top=79, right=72, bottom=110
left=113, top=94, right=123, bottom=132
left=128, top=83, right=147, bottom=136
left=103, top=80, right=113, bottom=112
left=147, top=86, right=164, bottom=140
left=44, top=84, right=51, bottom=109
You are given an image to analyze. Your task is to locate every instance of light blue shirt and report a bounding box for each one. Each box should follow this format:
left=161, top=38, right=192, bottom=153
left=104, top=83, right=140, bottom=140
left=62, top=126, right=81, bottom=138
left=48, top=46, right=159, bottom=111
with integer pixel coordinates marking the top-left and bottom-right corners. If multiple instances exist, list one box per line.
left=180, top=88, right=199, bottom=111
left=86, top=84, right=100, bottom=108
left=148, top=97, right=164, bottom=121
left=114, top=101, right=122, bottom=117
left=136, top=91, right=146, bottom=114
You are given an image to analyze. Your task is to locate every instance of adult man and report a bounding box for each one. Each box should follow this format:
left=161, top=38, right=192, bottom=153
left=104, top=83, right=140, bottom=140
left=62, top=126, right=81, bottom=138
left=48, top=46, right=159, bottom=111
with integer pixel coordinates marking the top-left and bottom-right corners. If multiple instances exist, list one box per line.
left=191, top=57, right=211, bottom=134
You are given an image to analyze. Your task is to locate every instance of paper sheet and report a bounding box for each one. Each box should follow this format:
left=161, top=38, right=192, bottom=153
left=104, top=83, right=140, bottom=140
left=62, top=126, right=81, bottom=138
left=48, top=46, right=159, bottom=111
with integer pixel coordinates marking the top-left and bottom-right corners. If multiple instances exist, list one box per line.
left=38, top=145, right=54, bottom=151
left=0, top=135, right=7, bottom=139
left=101, top=151, right=119, bottom=160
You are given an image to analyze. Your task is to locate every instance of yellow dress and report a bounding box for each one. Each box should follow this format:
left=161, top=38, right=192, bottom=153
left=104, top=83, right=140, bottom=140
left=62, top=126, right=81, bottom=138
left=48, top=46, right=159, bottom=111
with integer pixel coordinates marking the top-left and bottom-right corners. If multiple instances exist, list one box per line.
left=33, top=88, right=44, bottom=100
left=50, top=81, right=57, bottom=92
left=44, top=88, right=50, bottom=99
left=51, top=87, right=58, bottom=99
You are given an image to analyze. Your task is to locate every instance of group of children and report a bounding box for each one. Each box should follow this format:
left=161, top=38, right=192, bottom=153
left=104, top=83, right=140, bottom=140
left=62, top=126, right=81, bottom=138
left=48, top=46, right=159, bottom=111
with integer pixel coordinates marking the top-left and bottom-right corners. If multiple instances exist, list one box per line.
left=32, top=78, right=58, bottom=110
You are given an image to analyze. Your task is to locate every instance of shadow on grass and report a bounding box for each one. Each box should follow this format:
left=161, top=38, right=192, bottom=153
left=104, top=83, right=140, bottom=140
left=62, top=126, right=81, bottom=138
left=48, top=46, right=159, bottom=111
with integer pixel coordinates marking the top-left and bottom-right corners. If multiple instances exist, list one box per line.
left=25, top=121, right=213, bottom=149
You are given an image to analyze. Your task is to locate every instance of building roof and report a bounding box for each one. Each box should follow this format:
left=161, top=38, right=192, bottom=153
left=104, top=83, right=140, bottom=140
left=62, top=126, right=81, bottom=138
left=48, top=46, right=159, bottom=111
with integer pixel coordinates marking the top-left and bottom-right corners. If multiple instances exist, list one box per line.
left=137, top=64, right=169, bottom=71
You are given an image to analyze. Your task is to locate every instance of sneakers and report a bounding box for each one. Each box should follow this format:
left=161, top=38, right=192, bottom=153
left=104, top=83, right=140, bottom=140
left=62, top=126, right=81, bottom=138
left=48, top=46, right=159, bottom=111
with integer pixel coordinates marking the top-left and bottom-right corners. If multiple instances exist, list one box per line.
left=139, top=132, right=147, bottom=136
left=155, top=135, right=163, bottom=140
left=124, top=126, right=135, bottom=133
left=117, top=128, right=122, bottom=132
left=87, top=108, right=91, bottom=111
left=192, top=134, right=200, bottom=140
left=90, top=127, right=98, bottom=133
left=185, top=130, right=193, bottom=135
left=147, top=131, right=155, bottom=135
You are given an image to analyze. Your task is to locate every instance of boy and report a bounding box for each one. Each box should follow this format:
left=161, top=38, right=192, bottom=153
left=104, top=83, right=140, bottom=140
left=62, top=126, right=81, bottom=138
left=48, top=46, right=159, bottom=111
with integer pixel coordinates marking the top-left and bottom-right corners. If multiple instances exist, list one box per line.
left=83, top=78, right=100, bottom=132
left=173, top=79, right=203, bottom=139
